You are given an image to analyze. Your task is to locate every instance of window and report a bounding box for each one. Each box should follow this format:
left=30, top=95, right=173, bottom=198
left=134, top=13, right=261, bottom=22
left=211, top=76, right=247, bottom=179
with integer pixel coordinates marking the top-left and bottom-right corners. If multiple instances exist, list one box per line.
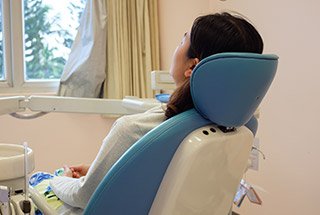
left=0, top=0, right=85, bottom=94
left=0, top=0, right=4, bottom=81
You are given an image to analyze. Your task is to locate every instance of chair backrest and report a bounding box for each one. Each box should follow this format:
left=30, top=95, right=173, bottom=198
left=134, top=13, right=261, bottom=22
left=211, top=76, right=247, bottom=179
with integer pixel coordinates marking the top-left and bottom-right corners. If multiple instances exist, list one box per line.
left=191, top=52, right=278, bottom=127
left=84, top=53, right=278, bottom=215
left=149, top=124, right=253, bottom=215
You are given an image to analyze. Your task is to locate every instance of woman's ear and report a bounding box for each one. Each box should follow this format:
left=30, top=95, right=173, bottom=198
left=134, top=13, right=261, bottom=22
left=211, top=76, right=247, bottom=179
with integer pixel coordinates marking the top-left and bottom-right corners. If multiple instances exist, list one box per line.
left=184, top=58, right=199, bottom=78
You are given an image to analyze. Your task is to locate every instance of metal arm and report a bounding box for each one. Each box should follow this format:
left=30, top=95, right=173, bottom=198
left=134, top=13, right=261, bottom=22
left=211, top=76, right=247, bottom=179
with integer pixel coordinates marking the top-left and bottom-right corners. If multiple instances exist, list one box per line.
left=0, top=96, right=26, bottom=115
left=0, top=71, right=174, bottom=118
left=0, top=96, right=161, bottom=118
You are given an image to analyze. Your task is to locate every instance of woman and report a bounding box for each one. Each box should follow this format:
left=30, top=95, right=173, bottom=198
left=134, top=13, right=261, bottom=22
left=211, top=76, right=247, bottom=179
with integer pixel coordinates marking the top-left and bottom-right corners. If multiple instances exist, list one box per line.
left=33, top=12, right=264, bottom=212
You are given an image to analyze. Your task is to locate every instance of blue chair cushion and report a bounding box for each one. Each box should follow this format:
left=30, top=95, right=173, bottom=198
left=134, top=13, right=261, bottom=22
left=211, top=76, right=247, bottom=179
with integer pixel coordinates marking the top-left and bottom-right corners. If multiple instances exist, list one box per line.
left=191, top=52, right=278, bottom=127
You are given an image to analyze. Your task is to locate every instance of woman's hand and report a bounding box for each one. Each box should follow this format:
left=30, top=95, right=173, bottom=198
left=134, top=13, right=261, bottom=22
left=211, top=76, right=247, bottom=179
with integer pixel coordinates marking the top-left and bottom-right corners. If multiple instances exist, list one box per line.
left=63, top=164, right=90, bottom=178
left=62, top=165, right=74, bottom=177
left=69, top=164, right=90, bottom=178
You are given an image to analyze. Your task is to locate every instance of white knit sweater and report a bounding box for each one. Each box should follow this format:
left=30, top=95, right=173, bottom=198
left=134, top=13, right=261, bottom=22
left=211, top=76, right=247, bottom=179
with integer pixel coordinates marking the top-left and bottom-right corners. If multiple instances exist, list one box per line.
left=50, top=106, right=165, bottom=211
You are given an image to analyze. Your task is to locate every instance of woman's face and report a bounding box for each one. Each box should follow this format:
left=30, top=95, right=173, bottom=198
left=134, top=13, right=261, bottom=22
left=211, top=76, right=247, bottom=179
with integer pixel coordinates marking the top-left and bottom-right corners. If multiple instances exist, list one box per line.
left=169, top=32, right=197, bottom=87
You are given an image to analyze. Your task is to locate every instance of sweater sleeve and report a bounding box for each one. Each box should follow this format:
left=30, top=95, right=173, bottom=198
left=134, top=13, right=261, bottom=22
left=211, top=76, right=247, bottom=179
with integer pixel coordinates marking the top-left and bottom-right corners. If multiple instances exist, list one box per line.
left=50, top=116, right=143, bottom=209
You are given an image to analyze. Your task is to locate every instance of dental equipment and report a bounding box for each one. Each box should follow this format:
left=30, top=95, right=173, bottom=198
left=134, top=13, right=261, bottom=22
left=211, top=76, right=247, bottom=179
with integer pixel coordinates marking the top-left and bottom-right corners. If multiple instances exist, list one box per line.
left=0, top=95, right=161, bottom=119
left=0, top=143, right=35, bottom=215
left=0, top=85, right=165, bottom=214
left=150, top=70, right=175, bottom=91
left=0, top=70, right=172, bottom=119
left=0, top=56, right=276, bottom=215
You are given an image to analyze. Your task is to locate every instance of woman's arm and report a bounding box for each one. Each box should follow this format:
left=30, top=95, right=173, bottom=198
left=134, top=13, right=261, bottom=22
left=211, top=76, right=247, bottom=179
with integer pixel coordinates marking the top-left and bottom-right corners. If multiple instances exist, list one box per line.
left=50, top=110, right=165, bottom=209
left=50, top=117, right=141, bottom=209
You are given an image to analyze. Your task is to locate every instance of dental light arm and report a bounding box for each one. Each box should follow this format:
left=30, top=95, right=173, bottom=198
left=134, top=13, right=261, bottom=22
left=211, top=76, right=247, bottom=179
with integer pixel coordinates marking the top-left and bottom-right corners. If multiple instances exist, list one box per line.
left=0, top=96, right=25, bottom=115
left=0, top=71, right=172, bottom=118
left=0, top=96, right=161, bottom=118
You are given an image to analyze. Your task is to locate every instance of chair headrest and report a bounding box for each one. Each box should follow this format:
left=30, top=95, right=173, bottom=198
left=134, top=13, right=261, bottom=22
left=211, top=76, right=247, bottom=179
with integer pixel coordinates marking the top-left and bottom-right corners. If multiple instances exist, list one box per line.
left=190, top=52, right=278, bottom=127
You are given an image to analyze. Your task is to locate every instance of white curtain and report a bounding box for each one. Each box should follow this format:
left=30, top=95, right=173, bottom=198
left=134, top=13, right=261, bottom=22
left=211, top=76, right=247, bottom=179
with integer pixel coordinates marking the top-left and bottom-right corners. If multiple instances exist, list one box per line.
left=58, top=0, right=159, bottom=99
left=58, top=1, right=107, bottom=98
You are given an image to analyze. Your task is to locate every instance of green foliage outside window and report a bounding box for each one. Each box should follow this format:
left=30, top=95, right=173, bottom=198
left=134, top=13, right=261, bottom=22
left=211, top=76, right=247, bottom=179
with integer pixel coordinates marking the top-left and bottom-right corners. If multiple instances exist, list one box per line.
left=24, top=0, right=85, bottom=80
left=0, top=0, right=85, bottom=81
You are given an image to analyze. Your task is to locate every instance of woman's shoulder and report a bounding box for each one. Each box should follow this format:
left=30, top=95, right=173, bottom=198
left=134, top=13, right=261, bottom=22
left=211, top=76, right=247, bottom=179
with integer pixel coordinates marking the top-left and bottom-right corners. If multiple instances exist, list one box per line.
left=116, top=106, right=165, bottom=130
left=121, top=105, right=164, bottom=120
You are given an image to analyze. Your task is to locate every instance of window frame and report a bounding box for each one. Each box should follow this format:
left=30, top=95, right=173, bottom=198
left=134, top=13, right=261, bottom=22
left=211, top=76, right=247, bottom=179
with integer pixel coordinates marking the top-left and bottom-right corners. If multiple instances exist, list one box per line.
left=0, top=0, right=62, bottom=94
left=0, top=0, right=13, bottom=89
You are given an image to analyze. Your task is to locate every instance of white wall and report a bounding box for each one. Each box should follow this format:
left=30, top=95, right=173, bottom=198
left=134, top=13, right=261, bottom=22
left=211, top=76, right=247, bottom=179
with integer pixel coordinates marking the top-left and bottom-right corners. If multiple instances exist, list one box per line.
left=159, top=0, right=320, bottom=214
left=209, top=1, right=320, bottom=214
left=0, top=113, right=115, bottom=172
left=158, top=0, right=210, bottom=70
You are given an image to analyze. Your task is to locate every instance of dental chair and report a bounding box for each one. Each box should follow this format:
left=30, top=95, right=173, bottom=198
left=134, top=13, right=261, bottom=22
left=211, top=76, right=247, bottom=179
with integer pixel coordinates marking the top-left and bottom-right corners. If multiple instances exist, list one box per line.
left=84, top=52, right=278, bottom=215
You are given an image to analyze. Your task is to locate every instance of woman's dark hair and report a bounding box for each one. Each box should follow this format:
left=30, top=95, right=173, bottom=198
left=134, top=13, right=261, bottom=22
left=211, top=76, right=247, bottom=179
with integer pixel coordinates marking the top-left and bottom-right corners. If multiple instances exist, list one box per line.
left=165, top=12, right=264, bottom=119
